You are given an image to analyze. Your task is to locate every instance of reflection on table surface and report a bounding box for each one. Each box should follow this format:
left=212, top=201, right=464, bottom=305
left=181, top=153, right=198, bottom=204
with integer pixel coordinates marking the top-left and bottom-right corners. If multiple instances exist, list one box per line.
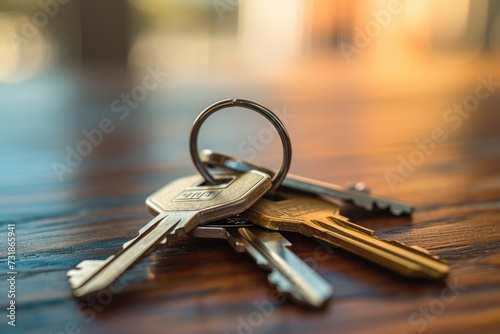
left=1, top=1, right=500, bottom=334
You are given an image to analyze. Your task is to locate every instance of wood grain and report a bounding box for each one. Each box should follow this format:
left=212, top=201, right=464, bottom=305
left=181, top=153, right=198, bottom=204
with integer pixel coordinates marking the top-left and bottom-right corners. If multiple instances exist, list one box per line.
left=1, top=64, right=500, bottom=334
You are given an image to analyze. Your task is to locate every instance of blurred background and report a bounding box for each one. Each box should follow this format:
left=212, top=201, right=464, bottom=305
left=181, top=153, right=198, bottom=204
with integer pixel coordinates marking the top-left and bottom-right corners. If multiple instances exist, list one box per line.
left=2, top=3, right=500, bottom=333
left=1, top=0, right=499, bottom=219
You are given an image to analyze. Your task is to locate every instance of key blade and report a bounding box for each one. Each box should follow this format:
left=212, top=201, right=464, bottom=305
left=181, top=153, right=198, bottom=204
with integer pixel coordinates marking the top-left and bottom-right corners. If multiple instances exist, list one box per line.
left=122, top=213, right=171, bottom=249
left=268, top=271, right=294, bottom=294
left=282, top=175, right=413, bottom=215
left=67, top=259, right=112, bottom=288
left=76, top=212, right=171, bottom=283
left=243, top=189, right=448, bottom=280
left=311, top=217, right=450, bottom=280
left=70, top=213, right=181, bottom=297
left=176, top=215, right=332, bottom=307
left=237, top=227, right=332, bottom=307
left=200, top=149, right=413, bottom=215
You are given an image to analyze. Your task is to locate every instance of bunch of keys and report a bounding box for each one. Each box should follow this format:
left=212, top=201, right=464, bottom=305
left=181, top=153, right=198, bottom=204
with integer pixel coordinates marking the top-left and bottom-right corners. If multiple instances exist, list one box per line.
left=68, top=98, right=450, bottom=308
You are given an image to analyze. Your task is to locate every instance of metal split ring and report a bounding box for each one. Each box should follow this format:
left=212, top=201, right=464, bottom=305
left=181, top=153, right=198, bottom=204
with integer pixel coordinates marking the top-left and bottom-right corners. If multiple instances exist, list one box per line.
left=189, top=98, right=292, bottom=191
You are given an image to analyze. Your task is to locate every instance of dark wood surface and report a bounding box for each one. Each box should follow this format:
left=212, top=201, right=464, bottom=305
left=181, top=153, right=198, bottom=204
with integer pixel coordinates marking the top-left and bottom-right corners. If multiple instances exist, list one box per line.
left=1, top=61, right=500, bottom=334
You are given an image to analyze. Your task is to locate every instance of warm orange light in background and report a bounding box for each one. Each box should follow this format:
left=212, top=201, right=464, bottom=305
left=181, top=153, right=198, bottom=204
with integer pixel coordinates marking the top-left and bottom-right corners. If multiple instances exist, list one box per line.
left=0, top=0, right=498, bottom=84
left=0, top=1, right=498, bottom=210
left=126, top=0, right=497, bottom=69
left=238, top=0, right=305, bottom=67
left=0, top=11, right=56, bottom=83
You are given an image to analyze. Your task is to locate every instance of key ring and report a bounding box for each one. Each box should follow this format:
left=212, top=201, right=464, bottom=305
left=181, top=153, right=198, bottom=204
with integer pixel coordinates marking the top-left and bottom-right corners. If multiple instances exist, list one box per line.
left=189, top=98, right=292, bottom=191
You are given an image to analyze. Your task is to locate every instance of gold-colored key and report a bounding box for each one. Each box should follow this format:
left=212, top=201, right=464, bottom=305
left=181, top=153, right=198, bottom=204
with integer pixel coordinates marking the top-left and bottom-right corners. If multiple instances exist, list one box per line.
left=240, top=190, right=450, bottom=280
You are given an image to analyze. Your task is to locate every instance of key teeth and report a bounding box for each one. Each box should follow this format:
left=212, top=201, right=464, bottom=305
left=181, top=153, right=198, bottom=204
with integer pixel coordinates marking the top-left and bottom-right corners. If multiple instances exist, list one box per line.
left=352, top=198, right=374, bottom=211
left=254, top=257, right=272, bottom=269
left=368, top=199, right=413, bottom=216
left=345, top=190, right=414, bottom=216
left=67, top=258, right=113, bottom=289
left=268, top=271, right=294, bottom=296
left=67, top=271, right=88, bottom=289
left=373, top=200, right=405, bottom=215
left=268, top=271, right=328, bottom=307
left=68, top=274, right=87, bottom=288
left=374, top=200, right=390, bottom=210
left=389, top=207, right=404, bottom=215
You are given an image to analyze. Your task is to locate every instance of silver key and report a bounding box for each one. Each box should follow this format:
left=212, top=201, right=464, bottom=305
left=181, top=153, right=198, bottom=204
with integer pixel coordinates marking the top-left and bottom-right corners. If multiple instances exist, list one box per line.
left=67, top=171, right=271, bottom=297
left=169, top=217, right=332, bottom=307
left=200, top=150, right=413, bottom=215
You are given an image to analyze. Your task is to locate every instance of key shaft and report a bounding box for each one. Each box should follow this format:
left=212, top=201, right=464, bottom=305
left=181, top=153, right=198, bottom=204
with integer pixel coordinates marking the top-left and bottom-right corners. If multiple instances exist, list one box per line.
left=70, top=213, right=181, bottom=297
left=185, top=220, right=332, bottom=307
left=200, top=149, right=413, bottom=215
left=282, top=174, right=413, bottom=215
left=309, top=215, right=449, bottom=279
left=242, top=190, right=449, bottom=280
left=237, top=227, right=332, bottom=307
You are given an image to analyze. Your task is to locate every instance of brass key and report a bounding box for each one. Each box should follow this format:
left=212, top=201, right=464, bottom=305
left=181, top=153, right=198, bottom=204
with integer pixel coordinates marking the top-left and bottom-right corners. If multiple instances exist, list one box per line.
left=240, top=190, right=449, bottom=280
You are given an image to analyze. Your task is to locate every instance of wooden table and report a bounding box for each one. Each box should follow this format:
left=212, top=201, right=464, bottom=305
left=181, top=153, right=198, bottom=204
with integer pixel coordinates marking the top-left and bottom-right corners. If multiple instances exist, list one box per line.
left=1, top=62, right=500, bottom=334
